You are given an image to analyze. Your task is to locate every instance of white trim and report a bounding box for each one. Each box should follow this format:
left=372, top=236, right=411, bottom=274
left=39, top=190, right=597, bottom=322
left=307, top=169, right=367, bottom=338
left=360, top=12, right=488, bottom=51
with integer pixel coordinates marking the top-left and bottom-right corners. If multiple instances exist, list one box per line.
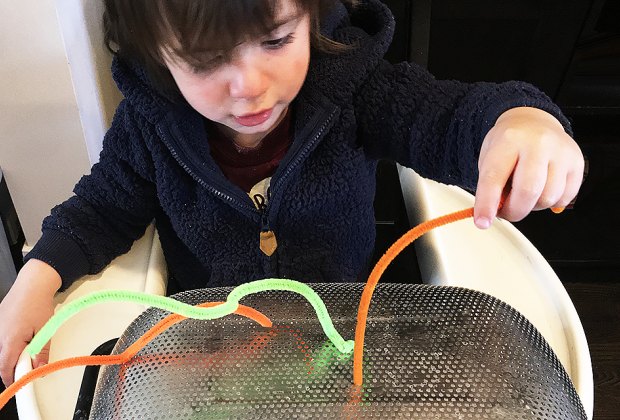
left=54, top=0, right=120, bottom=165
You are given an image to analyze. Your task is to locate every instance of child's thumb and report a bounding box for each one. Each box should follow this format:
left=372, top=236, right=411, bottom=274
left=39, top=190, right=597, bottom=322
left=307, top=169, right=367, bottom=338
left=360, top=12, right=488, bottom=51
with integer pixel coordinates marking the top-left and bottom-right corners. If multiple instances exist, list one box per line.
left=32, top=343, right=50, bottom=369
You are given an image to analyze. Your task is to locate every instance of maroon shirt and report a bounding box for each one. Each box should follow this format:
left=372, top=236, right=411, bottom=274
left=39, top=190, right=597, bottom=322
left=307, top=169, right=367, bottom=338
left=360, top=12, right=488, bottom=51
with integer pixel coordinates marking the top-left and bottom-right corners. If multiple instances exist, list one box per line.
left=208, top=111, right=292, bottom=193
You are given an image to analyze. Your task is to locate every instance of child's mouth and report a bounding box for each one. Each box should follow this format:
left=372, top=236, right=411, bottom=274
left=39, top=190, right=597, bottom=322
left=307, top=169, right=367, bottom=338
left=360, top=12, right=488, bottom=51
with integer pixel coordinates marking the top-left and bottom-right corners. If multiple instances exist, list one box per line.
left=234, top=108, right=273, bottom=127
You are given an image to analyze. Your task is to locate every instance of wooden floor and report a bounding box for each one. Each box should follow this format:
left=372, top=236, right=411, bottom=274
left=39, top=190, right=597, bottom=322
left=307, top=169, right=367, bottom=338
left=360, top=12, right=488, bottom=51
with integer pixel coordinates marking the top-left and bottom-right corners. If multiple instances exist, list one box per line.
left=564, top=281, right=620, bottom=420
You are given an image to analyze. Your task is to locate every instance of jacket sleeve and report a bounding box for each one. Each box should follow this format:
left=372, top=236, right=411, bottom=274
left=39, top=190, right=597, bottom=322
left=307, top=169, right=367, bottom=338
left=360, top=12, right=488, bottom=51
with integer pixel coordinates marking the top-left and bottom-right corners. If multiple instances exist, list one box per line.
left=355, top=59, right=573, bottom=191
left=25, top=100, right=159, bottom=290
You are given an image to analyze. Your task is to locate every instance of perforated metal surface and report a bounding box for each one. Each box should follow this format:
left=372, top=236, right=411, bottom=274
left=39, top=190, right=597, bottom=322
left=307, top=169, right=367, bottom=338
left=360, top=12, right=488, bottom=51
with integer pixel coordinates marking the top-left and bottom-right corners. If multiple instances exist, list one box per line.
left=90, top=284, right=586, bottom=419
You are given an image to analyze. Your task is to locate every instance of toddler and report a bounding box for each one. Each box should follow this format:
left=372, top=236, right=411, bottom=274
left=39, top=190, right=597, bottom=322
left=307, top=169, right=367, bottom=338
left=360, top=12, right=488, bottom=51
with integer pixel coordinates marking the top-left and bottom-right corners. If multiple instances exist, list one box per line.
left=0, top=0, right=584, bottom=386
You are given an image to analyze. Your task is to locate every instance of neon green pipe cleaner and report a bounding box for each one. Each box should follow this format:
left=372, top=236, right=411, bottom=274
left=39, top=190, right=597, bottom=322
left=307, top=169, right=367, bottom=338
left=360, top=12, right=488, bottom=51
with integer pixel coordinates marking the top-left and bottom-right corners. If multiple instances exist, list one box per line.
left=27, top=278, right=354, bottom=356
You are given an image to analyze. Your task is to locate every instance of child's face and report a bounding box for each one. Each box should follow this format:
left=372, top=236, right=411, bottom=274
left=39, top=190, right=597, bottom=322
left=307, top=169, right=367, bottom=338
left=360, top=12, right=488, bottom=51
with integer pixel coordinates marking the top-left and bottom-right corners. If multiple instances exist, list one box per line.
left=163, top=0, right=311, bottom=145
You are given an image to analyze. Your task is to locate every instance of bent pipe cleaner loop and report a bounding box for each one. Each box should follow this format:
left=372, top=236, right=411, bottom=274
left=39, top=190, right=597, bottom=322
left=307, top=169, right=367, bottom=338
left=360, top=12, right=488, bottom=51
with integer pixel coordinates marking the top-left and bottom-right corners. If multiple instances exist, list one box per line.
left=27, top=278, right=353, bottom=357
left=0, top=302, right=271, bottom=410
left=227, top=279, right=355, bottom=354
left=3, top=279, right=352, bottom=410
left=27, top=291, right=236, bottom=356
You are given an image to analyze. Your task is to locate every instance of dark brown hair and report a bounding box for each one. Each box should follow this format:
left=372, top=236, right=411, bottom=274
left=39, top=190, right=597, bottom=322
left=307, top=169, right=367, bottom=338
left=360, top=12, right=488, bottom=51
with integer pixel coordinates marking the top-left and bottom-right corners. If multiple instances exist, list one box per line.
left=103, top=0, right=353, bottom=99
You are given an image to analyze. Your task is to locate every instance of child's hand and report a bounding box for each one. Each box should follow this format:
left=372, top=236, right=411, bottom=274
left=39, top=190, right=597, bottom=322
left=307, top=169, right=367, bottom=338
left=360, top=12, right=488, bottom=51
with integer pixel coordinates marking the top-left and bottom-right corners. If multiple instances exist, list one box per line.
left=0, top=260, right=60, bottom=386
left=473, top=107, right=584, bottom=229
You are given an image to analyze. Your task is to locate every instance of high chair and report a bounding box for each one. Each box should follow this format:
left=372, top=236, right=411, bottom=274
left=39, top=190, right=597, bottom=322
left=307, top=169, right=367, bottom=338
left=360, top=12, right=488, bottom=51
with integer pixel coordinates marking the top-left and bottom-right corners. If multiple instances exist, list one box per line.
left=12, top=168, right=593, bottom=419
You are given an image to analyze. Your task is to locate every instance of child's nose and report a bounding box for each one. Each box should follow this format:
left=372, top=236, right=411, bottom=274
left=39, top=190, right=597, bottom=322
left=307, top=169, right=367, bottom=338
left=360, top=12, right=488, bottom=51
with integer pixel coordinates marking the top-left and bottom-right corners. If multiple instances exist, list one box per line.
left=228, top=63, right=268, bottom=100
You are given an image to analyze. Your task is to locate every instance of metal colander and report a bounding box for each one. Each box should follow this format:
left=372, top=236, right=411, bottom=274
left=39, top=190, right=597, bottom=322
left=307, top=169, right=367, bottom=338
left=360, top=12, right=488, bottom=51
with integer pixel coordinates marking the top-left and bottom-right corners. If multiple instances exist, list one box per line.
left=89, top=283, right=586, bottom=419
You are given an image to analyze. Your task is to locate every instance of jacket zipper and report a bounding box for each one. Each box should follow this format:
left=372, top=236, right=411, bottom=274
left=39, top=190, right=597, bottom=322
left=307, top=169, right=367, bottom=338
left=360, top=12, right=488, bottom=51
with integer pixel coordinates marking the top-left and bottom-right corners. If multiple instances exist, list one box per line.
left=157, top=125, right=259, bottom=219
left=265, top=108, right=337, bottom=215
left=157, top=105, right=336, bottom=261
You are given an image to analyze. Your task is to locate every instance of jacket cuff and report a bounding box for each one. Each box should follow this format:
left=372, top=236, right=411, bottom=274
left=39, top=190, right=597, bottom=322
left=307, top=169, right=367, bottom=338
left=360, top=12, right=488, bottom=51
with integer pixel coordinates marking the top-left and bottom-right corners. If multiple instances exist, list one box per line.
left=24, top=230, right=91, bottom=291
left=480, top=82, right=573, bottom=138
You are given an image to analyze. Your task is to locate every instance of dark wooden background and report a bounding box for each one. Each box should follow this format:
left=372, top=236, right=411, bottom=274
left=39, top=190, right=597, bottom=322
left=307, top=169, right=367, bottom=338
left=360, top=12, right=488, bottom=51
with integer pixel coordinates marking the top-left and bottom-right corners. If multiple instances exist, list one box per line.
left=378, top=0, right=620, bottom=418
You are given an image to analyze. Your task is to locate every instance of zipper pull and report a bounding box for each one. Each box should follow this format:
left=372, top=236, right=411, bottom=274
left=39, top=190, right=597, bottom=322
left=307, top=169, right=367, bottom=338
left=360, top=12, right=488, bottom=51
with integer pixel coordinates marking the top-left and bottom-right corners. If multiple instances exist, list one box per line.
left=260, top=213, right=277, bottom=256
left=260, top=230, right=278, bottom=256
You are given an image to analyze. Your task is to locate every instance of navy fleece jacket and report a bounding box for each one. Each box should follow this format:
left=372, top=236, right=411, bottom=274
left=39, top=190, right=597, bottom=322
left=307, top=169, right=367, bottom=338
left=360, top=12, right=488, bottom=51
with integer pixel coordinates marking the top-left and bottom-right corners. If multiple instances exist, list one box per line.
left=26, top=0, right=572, bottom=293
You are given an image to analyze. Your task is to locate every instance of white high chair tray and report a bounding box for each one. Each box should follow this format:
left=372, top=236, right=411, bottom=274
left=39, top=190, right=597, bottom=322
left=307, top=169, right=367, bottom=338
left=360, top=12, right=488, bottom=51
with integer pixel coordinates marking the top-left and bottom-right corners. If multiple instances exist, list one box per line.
left=398, top=166, right=594, bottom=419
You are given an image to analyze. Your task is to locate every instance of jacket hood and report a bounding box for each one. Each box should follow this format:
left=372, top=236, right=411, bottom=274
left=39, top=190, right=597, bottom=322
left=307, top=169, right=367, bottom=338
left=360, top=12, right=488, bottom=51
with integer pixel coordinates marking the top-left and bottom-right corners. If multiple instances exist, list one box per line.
left=321, top=0, right=395, bottom=59
left=110, top=0, right=395, bottom=123
left=304, top=0, right=395, bottom=103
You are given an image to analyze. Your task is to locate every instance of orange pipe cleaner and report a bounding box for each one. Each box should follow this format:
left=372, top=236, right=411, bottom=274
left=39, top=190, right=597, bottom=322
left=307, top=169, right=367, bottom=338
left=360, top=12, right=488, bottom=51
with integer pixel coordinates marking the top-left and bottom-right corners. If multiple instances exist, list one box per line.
left=353, top=207, right=475, bottom=386
left=0, top=302, right=271, bottom=409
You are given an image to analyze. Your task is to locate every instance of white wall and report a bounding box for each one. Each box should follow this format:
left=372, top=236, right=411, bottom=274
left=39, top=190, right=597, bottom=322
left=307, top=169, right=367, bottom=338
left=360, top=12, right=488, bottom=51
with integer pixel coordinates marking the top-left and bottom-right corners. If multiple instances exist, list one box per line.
left=0, top=0, right=120, bottom=247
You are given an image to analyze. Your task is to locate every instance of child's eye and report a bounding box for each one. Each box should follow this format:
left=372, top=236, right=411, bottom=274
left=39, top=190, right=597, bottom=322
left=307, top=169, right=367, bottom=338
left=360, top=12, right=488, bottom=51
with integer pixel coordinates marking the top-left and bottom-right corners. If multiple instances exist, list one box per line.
left=262, top=34, right=295, bottom=50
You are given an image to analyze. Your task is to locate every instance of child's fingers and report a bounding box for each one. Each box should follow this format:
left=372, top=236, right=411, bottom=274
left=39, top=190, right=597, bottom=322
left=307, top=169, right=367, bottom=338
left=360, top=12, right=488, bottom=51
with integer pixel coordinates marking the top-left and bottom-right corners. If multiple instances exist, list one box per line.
left=565, top=169, right=584, bottom=206
left=552, top=167, right=583, bottom=210
left=532, top=163, right=565, bottom=211
left=474, top=150, right=516, bottom=229
left=32, top=342, right=50, bottom=369
left=0, top=341, right=25, bottom=387
left=498, top=153, right=548, bottom=221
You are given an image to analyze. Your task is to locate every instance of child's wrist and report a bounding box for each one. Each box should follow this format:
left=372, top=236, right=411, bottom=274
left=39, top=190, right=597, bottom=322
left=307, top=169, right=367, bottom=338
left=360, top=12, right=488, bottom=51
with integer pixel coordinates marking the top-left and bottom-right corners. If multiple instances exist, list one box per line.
left=496, top=107, right=564, bottom=130
left=17, top=259, right=62, bottom=294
